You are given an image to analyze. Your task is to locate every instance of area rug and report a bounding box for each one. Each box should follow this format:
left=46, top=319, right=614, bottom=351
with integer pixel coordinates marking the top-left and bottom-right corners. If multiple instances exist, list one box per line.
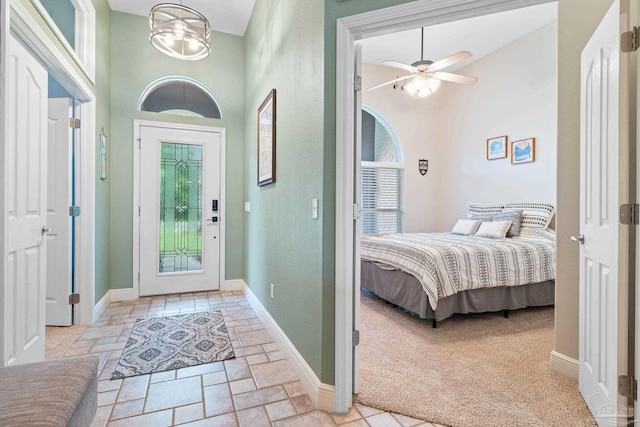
left=112, top=310, right=234, bottom=379
left=355, top=291, right=597, bottom=427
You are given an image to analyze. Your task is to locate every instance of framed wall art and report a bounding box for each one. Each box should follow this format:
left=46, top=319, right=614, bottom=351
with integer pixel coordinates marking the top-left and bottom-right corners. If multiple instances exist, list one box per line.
left=257, top=89, right=276, bottom=186
left=511, top=137, right=536, bottom=164
left=486, top=135, right=507, bottom=160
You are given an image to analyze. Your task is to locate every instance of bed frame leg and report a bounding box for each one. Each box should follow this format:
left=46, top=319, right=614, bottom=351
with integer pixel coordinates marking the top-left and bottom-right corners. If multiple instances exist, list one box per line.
left=432, top=319, right=437, bottom=329
left=503, top=310, right=509, bottom=319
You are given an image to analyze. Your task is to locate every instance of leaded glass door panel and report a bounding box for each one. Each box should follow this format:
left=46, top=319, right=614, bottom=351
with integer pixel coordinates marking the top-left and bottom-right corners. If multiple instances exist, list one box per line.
left=139, top=125, right=221, bottom=296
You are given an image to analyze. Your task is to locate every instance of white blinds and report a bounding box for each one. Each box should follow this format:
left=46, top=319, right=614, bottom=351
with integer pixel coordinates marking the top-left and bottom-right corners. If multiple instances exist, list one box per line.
left=361, top=162, right=405, bottom=234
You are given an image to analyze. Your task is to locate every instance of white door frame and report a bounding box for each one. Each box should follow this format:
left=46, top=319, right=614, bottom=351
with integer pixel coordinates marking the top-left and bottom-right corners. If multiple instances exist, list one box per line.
left=333, top=0, right=556, bottom=412
left=0, top=0, right=96, bottom=340
left=133, top=120, right=227, bottom=298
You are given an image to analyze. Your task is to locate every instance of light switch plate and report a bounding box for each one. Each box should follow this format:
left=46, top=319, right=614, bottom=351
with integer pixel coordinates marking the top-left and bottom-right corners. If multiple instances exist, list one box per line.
left=312, top=199, right=319, bottom=219
left=244, top=202, right=251, bottom=212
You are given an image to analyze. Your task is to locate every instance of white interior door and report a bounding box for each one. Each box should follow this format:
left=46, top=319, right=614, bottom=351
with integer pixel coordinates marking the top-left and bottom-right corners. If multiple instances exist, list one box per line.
left=46, top=98, right=73, bottom=326
left=139, top=125, right=221, bottom=296
left=578, top=0, right=631, bottom=423
left=4, top=33, right=49, bottom=365
left=353, top=44, right=362, bottom=394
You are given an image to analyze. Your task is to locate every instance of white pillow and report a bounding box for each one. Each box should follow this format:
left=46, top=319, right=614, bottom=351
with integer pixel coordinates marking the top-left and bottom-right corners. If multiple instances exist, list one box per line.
left=468, top=202, right=505, bottom=217
left=474, top=220, right=512, bottom=239
left=503, top=202, right=555, bottom=228
left=451, top=219, right=481, bottom=236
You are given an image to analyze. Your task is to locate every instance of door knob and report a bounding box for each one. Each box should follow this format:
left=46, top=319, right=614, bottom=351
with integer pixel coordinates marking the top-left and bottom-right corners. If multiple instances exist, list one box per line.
left=570, top=234, right=584, bottom=244
left=41, top=226, right=57, bottom=236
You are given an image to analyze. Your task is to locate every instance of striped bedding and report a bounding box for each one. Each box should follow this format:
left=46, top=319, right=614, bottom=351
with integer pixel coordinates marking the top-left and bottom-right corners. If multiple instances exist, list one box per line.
left=360, top=232, right=556, bottom=310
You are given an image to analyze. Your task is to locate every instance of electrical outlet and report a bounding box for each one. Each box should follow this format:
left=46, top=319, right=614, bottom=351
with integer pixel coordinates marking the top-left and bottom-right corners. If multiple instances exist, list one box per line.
left=270, top=283, right=274, bottom=299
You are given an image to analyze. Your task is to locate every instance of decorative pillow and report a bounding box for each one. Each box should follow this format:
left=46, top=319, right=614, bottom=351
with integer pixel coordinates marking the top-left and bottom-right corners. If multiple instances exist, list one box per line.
left=474, top=220, right=512, bottom=239
left=468, top=213, right=493, bottom=222
left=519, top=226, right=556, bottom=241
left=451, top=219, right=481, bottom=236
left=468, top=202, right=505, bottom=217
left=492, top=210, right=523, bottom=237
left=503, top=202, right=555, bottom=228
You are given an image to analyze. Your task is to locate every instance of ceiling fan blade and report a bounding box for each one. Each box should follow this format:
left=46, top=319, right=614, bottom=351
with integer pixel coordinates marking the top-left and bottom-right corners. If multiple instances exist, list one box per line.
left=433, top=71, right=478, bottom=85
left=382, top=61, right=418, bottom=72
left=368, top=75, right=412, bottom=91
left=428, top=51, right=472, bottom=71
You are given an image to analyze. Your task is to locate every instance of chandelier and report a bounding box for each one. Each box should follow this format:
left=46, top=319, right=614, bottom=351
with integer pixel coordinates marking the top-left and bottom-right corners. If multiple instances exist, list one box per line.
left=149, top=3, right=211, bottom=61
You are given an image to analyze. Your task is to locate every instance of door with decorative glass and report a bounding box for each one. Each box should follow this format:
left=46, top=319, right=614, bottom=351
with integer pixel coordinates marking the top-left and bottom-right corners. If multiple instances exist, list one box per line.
left=139, top=125, right=221, bottom=296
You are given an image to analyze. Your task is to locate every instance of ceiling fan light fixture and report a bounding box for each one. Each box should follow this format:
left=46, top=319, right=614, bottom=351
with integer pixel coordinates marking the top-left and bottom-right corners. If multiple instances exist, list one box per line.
left=149, top=3, right=211, bottom=61
left=405, top=75, right=441, bottom=98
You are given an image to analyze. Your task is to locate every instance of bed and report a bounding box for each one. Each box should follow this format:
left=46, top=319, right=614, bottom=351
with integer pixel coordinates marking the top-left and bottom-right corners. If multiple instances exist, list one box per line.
left=360, top=202, right=557, bottom=326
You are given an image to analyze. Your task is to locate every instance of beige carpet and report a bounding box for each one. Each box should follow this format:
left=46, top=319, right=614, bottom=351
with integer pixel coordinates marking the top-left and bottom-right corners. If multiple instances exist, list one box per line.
left=355, top=291, right=597, bottom=427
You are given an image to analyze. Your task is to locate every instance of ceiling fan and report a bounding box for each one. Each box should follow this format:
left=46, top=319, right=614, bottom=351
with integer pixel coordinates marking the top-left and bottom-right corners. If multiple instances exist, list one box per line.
left=368, top=27, right=479, bottom=97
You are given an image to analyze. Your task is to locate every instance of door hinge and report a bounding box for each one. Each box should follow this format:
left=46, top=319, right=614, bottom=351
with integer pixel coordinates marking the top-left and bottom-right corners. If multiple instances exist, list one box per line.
left=138, top=272, right=140, bottom=283
left=622, top=26, right=640, bottom=52
left=618, top=375, right=637, bottom=400
left=138, top=205, right=141, bottom=216
left=353, top=203, right=361, bottom=220
left=68, top=293, right=80, bottom=305
left=354, top=75, right=362, bottom=92
left=138, top=138, right=141, bottom=149
left=352, top=330, right=360, bottom=347
left=620, top=203, right=639, bottom=225
left=69, top=206, right=81, bottom=216
left=69, top=118, right=81, bottom=129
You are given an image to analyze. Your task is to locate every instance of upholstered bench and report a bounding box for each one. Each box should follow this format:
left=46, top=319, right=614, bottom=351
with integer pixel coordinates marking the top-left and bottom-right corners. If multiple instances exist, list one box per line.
left=0, top=355, right=99, bottom=427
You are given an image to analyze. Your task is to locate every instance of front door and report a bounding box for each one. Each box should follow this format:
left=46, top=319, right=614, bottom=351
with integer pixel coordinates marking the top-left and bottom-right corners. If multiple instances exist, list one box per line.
left=139, top=125, right=222, bottom=296
left=3, top=33, right=49, bottom=365
left=578, top=0, right=632, bottom=423
left=46, top=98, right=73, bottom=326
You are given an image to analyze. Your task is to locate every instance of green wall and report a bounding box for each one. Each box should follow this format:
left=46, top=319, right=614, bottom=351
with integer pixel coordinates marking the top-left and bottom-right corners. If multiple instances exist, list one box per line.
left=109, top=12, right=245, bottom=290
left=93, top=0, right=111, bottom=303
left=243, top=0, right=326, bottom=380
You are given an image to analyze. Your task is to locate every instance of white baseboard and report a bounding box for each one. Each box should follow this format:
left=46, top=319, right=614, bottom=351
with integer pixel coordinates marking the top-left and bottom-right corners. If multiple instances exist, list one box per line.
left=222, top=279, right=244, bottom=291
left=93, top=290, right=111, bottom=323
left=550, top=350, right=579, bottom=381
left=92, top=288, right=137, bottom=323
left=110, top=288, right=137, bottom=302
left=242, top=282, right=335, bottom=413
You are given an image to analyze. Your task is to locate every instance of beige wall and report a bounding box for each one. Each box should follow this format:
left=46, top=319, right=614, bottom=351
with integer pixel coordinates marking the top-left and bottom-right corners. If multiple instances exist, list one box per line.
left=555, top=0, right=615, bottom=360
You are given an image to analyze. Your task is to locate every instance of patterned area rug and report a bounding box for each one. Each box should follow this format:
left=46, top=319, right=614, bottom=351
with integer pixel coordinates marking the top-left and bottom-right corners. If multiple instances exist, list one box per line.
left=112, top=311, right=235, bottom=379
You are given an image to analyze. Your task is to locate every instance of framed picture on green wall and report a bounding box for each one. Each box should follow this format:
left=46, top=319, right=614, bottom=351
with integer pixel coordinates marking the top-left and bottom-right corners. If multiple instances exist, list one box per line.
left=257, top=89, right=276, bottom=186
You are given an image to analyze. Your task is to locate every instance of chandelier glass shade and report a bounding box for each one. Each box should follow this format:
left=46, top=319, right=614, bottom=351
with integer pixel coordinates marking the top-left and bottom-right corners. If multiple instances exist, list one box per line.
left=149, top=3, right=211, bottom=61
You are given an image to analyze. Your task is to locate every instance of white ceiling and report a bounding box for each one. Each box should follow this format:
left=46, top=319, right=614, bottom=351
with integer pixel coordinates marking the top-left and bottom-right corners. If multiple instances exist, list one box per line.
left=107, top=0, right=257, bottom=36
left=358, top=2, right=557, bottom=71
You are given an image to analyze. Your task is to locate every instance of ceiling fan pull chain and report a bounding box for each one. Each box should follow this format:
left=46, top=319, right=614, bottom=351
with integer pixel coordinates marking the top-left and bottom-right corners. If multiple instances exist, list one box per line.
left=421, top=27, right=424, bottom=61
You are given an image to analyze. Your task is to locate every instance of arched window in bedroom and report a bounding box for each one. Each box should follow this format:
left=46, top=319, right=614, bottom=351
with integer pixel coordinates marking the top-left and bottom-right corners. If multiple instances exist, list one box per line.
left=138, top=76, right=221, bottom=119
left=361, top=107, right=405, bottom=234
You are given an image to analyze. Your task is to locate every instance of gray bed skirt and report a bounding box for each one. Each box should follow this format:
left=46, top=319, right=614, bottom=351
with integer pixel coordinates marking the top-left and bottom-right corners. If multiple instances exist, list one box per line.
left=361, top=260, right=555, bottom=321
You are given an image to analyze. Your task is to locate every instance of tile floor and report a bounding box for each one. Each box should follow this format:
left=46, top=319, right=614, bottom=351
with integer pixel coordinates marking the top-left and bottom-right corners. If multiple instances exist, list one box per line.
left=46, top=290, right=444, bottom=427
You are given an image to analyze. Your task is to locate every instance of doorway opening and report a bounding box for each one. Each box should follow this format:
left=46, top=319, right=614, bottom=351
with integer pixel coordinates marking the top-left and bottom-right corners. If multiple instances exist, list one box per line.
left=334, top=0, right=560, bottom=415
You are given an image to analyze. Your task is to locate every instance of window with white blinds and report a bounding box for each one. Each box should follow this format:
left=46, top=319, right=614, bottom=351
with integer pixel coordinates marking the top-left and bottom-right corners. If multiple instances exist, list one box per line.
left=361, top=162, right=405, bottom=234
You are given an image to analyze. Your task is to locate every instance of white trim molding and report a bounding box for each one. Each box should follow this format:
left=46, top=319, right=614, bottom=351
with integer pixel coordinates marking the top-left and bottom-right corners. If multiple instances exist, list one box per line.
left=550, top=351, right=579, bottom=381
left=243, top=282, right=335, bottom=412
left=222, top=279, right=245, bottom=291
left=334, top=0, right=556, bottom=414
left=28, top=0, right=96, bottom=83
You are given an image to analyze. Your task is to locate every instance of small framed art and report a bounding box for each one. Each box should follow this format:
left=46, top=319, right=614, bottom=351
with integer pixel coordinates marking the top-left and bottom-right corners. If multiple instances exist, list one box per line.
left=486, top=135, right=507, bottom=160
left=257, top=89, right=276, bottom=186
left=511, top=137, right=536, bottom=164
